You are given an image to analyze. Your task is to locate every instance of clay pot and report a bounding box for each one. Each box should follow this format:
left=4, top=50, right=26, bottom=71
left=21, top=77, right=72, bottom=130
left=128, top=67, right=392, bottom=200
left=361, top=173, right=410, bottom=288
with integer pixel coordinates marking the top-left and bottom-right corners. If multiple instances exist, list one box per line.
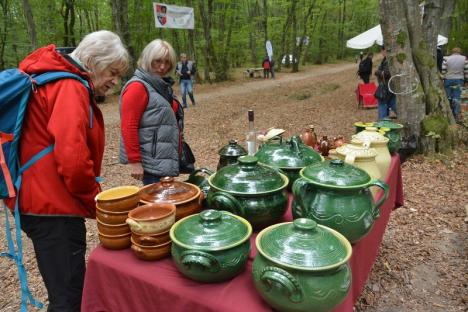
left=96, top=205, right=131, bottom=225
left=98, top=232, right=131, bottom=250
left=333, top=135, right=345, bottom=148
left=139, top=177, right=203, bottom=221
left=300, top=125, right=318, bottom=148
left=207, top=156, right=289, bottom=230
left=131, top=229, right=170, bottom=246
left=170, top=210, right=252, bottom=283
left=131, top=238, right=172, bottom=261
left=319, top=136, right=330, bottom=157
left=253, top=219, right=352, bottom=312
left=126, top=203, right=176, bottom=234
left=95, top=186, right=140, bottom=212
left=292, top=160, right=389, bottom=243
left=96, top=219, right=130, bottom=236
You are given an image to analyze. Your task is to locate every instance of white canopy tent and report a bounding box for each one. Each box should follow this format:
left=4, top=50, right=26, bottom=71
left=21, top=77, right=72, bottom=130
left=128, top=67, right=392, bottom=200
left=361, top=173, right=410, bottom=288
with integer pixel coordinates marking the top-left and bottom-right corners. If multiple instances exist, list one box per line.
left=346, top=25, right=448, bottom=49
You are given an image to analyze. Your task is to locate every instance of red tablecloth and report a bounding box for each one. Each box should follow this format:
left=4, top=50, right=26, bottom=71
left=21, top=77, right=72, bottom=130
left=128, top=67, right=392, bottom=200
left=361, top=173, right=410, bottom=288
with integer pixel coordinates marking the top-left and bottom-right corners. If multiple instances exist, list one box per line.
left=82, top=155, right=403, bottom=312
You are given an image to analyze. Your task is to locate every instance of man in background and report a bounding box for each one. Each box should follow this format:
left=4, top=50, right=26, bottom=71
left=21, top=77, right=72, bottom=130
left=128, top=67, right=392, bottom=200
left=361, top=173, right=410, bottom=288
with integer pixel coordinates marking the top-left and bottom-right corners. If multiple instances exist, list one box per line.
left=175, top=53, right=196, bottom=108
left=442, top=47, right=468, bottom=122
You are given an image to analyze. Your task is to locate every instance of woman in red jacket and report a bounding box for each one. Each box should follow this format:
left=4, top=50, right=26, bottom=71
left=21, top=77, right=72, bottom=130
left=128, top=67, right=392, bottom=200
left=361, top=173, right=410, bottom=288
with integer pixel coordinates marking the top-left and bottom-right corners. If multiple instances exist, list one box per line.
left=14, top=31, right=129, bottom=311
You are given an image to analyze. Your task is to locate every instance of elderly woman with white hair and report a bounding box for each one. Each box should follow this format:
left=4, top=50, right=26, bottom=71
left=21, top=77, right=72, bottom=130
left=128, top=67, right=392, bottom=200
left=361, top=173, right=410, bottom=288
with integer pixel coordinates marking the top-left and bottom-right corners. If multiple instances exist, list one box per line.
left=6, top=30, right=129, bottom=311
left=120, top=39, right=183, bottom=185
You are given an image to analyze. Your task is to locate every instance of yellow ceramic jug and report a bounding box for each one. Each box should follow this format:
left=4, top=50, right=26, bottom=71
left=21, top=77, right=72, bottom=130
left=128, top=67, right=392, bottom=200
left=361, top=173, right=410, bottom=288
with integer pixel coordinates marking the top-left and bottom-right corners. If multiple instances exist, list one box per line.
left=351, top=127, right=391, bottom=178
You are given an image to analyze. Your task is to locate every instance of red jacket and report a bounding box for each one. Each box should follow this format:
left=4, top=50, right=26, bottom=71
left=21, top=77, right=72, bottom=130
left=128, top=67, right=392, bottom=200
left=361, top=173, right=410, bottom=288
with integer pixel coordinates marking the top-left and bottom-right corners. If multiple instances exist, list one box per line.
left=5, top=45, right=104, bottom=218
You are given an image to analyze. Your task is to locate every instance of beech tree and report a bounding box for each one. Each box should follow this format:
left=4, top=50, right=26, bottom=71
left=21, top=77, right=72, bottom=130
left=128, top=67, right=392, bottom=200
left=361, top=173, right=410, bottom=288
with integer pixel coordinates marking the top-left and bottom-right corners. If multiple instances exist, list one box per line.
left=379, top=0, right=459, bottom=154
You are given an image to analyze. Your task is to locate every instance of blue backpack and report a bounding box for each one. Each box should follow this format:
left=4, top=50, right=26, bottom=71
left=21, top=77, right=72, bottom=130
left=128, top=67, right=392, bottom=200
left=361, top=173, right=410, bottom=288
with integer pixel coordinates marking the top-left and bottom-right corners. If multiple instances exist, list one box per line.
left=0, top=69, right=90, bottom=311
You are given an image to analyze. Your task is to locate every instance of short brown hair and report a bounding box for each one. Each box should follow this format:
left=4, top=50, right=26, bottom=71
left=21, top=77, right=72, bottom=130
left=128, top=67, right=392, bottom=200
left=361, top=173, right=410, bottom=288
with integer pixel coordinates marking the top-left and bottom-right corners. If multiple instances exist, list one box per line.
left=452, top=47, right=461, bottom=54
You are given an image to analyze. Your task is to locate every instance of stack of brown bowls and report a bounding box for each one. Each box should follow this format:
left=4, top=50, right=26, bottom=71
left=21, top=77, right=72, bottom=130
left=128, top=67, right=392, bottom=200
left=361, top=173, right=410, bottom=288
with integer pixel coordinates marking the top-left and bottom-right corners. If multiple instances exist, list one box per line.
left=95, top=186, right=140, bottom=250
left=126, top=203, right=176, bottom=261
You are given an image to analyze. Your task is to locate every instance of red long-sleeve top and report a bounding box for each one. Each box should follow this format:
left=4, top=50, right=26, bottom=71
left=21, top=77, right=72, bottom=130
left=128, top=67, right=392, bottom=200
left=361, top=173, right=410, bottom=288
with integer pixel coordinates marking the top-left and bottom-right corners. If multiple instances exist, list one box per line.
left=120, top=82, right=148, bottom=162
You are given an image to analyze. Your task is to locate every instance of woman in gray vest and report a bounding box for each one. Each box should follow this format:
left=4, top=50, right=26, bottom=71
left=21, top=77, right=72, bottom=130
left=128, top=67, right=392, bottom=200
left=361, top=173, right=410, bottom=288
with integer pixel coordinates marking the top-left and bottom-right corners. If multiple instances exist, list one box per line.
left=120, top=39, right=182, bottom=185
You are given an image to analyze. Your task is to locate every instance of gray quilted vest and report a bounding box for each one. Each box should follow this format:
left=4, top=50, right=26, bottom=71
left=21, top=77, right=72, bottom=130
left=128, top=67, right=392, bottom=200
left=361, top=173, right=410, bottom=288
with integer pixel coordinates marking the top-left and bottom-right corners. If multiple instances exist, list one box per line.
left=119, top=69, right=179, bottom=177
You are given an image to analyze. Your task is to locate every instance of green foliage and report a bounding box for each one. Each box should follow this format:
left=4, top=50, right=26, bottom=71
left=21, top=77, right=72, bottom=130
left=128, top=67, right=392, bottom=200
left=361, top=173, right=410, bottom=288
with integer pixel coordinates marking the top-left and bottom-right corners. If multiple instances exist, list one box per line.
left=421, top=114, right=449, bottom=136
left=396, top=52, right=406, bottom=64
left=396, top=31, right=407, bottom=48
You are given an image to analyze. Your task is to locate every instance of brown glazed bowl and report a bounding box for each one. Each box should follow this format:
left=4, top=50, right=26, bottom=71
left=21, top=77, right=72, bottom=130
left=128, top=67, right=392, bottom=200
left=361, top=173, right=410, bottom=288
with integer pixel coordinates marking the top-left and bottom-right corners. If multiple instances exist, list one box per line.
left=96, top=205, right=131, bottom=225
left=98, top=232, right=131, bottom=250
left=139, top=177, right=203, bottom=220
left=96, top=219, right=130, bottom=236
left=95, top=186, right=140, bottom=212
left=131, top=229, right=171, bottom=246
left=126, top=203, right=176, bottom=234
left=130, top=238, right=172, bottom=261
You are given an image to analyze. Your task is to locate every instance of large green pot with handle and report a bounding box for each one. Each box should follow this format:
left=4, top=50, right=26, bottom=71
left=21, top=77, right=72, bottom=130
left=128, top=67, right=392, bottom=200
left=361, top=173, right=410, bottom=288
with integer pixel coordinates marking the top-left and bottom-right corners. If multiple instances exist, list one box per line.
left=207, top=155, right=289, bottom=230
left=292, top=159, right=389, bottom=244
left=255, top=135, right=323, bottom=189
left=170, top=209, right=252, bottom=283
left=252, top=218, right=352, bottom=312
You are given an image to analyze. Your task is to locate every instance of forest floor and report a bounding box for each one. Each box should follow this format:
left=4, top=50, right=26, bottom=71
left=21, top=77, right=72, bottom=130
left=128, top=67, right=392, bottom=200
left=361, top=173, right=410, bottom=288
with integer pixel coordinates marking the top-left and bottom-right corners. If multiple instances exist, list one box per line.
left=1, top=61, right=466, bottom=312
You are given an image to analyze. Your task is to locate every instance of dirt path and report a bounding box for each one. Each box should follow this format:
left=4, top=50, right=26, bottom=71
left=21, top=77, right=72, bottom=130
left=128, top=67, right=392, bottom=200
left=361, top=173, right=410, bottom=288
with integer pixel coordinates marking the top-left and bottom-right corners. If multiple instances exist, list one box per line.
left=1, top=61, right=466, bottom=312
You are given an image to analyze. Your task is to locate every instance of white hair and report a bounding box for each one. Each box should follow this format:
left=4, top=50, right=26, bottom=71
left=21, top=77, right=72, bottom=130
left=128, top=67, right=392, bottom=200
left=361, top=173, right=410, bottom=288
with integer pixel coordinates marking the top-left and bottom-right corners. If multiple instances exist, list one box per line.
left=137, top=39, right=176, bottom=73
left=70, top=30, right=129, bottom=75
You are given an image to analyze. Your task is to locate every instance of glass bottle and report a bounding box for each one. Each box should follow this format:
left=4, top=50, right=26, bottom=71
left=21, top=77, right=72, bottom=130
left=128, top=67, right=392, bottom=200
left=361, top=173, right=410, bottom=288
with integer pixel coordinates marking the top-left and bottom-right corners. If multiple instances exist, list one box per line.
left=246, top=110, right=257, bottom=155
left=319, top=136, right=330, bottom=157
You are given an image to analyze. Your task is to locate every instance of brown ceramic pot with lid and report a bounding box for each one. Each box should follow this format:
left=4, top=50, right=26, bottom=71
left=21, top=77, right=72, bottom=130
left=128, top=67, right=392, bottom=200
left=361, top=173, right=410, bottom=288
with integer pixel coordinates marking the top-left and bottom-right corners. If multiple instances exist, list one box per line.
left=139, top=177, right=203, bottom=220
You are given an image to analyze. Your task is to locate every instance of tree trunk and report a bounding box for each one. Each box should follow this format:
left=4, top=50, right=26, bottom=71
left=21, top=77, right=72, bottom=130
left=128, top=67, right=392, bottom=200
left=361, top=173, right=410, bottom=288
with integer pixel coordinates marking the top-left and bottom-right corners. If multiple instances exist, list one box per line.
left=22, top=0, right=37, bottom=49
left=291, top=1, right=299, bottom=72
left=297, top=0, right=317, bottom=68
left=0, top=0, right=9, bottom=70
left=111, top=0, right=135, bottom=73
left=262, top=0, right=268, bottom=43
left=379, top=0, right=457, bottom=155
left=277, top=1, right=293, bottom=71
left=199, top=0, right=216, bottom=83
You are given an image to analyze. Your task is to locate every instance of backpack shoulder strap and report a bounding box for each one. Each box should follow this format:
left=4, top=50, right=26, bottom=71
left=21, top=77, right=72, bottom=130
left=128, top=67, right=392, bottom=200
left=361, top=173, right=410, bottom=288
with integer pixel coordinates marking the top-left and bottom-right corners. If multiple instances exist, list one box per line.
left=33, top=71, right=90, bottom=89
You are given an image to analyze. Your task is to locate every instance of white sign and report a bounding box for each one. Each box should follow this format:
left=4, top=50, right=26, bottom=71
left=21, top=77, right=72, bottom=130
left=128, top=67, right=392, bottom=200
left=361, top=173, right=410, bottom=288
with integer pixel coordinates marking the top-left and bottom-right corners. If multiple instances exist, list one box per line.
left=154, top=3, right=195, bottom=29
left=266, top=40, right=273, bottom=61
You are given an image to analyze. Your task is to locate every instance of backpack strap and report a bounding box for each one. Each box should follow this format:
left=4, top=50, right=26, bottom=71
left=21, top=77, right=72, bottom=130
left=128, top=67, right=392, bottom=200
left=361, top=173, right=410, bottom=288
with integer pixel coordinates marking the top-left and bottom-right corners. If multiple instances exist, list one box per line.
left=0, top=133, right=15, bottom=197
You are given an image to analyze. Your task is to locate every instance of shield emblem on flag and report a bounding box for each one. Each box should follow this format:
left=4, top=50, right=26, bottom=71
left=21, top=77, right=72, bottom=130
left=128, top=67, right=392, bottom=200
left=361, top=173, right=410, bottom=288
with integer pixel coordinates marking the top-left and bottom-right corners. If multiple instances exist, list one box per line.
left=156, top=4, right=167, bottom=25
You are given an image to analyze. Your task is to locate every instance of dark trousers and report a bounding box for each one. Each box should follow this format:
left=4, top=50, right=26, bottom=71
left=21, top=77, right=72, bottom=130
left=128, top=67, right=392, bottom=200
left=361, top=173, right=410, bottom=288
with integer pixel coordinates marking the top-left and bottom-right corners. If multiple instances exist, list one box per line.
left=361, top=74, right=370, bottom=84
left=20, top=215, right=86, bottom=312
left=143, top=172, right=161, bottom=185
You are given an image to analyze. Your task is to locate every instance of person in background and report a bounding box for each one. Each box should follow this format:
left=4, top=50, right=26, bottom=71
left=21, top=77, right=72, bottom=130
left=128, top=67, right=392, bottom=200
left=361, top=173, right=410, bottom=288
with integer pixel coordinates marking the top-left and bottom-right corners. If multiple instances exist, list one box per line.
left=270, top=58, right=275, bottom=78
left=436, top=46, right=444, bottom=73
left=120, top=39, right=183, bottom=185
left=5, top=30, right=129, bottom=311
left=175, top=53, right=196, bottom=108
left=262, top=56, right=271, bottom=79
left=375, top=47, right=397, bottom=119
left=359, top=51, right=364, bottom=62
left=442, top=47, right=468, bottom=122
left=358, top=52, right=373, bottom=84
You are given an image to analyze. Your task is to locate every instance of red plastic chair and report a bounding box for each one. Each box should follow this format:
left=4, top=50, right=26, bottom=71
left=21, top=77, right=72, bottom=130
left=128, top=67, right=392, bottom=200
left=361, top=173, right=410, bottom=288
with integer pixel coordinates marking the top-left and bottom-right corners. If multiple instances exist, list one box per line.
left=356, top=83, right=378, bottom=109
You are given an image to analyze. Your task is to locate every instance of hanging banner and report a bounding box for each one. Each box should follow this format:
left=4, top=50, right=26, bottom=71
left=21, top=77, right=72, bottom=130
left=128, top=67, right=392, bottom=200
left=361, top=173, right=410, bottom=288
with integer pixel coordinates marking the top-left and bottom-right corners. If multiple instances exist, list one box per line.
left=266, top=40, right=273, bottom=61
left=153, top=3, right=195, bottom=29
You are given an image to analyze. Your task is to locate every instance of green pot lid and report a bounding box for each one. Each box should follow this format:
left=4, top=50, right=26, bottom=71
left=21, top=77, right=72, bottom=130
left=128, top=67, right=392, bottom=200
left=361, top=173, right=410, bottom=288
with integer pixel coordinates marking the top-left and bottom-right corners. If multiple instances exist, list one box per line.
left=374, top=118, right=403, bottom=130
left=255, top=135, right=322, bottom=169
left=170, top=210, right=252, bottom=251
left=209, top=156, right=288, bottom=194
left=300, top=159, right=371, bottom=188
left=256, top=219, right=352, bottom=270
left=218, top=139, right=248, bottom=157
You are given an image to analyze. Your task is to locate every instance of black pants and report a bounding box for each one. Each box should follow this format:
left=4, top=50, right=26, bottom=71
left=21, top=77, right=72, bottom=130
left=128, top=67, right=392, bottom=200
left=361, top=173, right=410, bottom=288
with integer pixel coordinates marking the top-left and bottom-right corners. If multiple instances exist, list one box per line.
left=361, top=74, right=370, bottom=84
left=20, top=215, right=86, bottom=312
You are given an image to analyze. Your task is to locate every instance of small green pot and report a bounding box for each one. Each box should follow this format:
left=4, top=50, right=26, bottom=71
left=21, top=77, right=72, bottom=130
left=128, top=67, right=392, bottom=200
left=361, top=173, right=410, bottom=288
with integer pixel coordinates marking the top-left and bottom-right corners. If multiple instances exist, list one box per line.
left=374, top=119, right=404, bottom=154
left=217, top=139, right=247, bottom=170
left=185, top=168, right=215, bottom=207
left=292, top=159, right=389, bottom=243
left=170, top=210, right=252, bottom=283
left=207, top=156, right=289, bottom=230
left=255, top=135, right=323, bottom=189
left=252, top=219, right=352, bottom=312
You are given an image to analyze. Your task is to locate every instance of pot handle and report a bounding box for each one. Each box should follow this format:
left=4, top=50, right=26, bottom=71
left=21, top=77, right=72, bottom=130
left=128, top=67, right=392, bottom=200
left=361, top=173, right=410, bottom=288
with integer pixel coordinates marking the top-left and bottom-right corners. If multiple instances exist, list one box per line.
left=180, top=250, right=220, bottom=273
left=369, top=179, right=389, bottom=219
left=188, top=167, right=215, bottom=182
left=207, top=191, right=245, bottom=216
left=260, top=266, right=303, bottom=303
left=344, top=153, right=356, bottom=164
left=291, top=178, right=308, bottom=218
left=125, top=218, right=142, bottom=232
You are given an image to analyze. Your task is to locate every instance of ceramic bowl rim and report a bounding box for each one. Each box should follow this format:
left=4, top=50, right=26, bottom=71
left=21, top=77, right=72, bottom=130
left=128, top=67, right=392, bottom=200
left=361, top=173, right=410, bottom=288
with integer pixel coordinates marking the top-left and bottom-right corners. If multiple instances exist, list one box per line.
left=127, top=203, right=176, bottom=221
left=95, top=185, right=140, bottom=202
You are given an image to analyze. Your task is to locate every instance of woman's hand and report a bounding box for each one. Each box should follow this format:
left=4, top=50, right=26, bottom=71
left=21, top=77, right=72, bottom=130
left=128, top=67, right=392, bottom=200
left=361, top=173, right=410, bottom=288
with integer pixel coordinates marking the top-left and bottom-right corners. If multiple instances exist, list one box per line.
left=129, top=162, right=144, bottom=181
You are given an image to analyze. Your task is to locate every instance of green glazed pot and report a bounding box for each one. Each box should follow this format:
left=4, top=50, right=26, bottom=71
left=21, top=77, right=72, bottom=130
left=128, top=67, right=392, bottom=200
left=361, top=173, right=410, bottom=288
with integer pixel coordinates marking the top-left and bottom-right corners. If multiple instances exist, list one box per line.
left=170, top=210, right=252, bottom=283
left=374, top=119, right=404, bottom=154
left=217, top=139, right=248, bottom=170
left=185, top=168, right=215, bottom=207
left=354, top=121, right=375, bottom=134
left=207, top=156, right=289, bottom=230
left=292, top=159, right=389, bottom=244
left=255, top=135, right=323, bottom=189
left=252, top=218, right=352, bottom=312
